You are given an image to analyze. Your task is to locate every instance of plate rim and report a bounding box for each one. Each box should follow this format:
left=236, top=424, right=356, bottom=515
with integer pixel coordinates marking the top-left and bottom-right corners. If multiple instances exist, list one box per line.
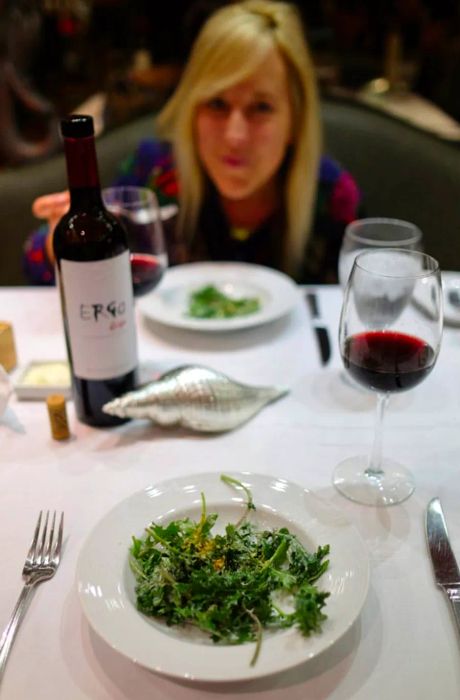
left=137, top=261, right=300, bottom=332
left=76, top=471, right=370, bottom=683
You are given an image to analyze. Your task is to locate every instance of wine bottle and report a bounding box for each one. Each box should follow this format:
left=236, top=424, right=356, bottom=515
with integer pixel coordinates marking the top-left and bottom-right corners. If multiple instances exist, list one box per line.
left=53, top=114, right=138, bottom=427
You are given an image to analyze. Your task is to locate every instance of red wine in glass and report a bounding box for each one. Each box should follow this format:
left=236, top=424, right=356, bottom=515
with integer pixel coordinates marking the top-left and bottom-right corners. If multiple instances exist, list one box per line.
left=130, top=253, right=165, bottom=297
left=334, top=248, right=443, bottom=507
left=343, top=331, right=436, bottom=393
left=102, top=186, right=168, bottom=299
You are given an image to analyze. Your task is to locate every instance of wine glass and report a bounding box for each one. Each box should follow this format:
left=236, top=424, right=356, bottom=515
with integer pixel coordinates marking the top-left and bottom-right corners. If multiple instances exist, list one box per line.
left=102, top=186, right=168, bottom=297
left=338, top=217, right=422, bottom=289
left=334, top=248, right=443, bottom=506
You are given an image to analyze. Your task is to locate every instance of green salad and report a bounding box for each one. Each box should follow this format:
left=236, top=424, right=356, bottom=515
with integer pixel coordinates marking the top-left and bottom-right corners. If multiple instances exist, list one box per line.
left=130, top=475, right=330, bottom=666
left=187, top=284, right=261, bottom=319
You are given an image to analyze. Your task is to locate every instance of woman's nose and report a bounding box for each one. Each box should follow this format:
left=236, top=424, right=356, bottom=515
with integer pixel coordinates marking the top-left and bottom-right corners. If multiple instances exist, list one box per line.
left=224, top=109, right=249, bottom=145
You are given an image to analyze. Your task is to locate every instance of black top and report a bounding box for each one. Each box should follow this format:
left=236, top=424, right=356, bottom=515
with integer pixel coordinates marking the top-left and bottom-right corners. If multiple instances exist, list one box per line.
left=60, top=115, right=94, bottom=138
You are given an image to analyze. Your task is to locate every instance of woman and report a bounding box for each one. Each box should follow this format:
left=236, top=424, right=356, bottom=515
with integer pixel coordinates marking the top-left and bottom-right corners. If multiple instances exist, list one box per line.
left=24, top=0, right=361, bottom=284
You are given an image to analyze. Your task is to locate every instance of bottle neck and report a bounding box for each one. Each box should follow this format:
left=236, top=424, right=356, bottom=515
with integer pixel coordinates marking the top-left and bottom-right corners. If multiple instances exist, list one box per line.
left=63, top=135, right=103, bottom=208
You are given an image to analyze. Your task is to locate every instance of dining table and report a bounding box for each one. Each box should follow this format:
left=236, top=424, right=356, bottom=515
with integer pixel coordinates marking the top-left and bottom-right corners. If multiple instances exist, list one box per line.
left=1, top=280, right=460, bottom=700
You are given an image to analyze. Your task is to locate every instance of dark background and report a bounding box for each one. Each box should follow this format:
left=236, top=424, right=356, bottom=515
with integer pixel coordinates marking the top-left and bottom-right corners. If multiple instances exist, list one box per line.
left=34, top=0, right=460, bottom=113
left=2, top=0, right=460, bottom=166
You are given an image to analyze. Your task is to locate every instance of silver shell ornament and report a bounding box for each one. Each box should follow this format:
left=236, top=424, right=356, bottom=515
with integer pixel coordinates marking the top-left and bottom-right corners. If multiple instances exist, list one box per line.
left=102, top=365, right=288, bottom=432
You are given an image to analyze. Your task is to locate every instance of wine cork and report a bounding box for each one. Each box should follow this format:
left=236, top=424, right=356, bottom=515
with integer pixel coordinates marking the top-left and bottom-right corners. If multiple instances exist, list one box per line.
left=46, top=394, right=70, bottom=440
left=0, top=322, right=17, bottom=372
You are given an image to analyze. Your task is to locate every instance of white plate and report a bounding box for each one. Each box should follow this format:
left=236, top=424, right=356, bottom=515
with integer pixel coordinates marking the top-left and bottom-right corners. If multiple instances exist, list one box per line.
left=442, top=271, right=460, bottom=327
left=137, top=262, right=299, bottom=331
left=76, top=472, right=369, bottom=683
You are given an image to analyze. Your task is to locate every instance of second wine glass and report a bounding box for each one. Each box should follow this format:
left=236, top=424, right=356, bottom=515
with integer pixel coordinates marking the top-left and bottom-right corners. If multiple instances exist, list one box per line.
left=338, top=217, right=422, bottom=289
left=334, top=248, right=443, bottom=506
left=102, top=186, right=168, bottom=298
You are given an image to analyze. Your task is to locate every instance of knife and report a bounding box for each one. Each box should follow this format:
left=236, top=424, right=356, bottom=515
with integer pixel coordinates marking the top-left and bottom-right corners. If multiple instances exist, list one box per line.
left=426, top=497, right=460, bottom=638
left=305, top=291, right=331, bottom=365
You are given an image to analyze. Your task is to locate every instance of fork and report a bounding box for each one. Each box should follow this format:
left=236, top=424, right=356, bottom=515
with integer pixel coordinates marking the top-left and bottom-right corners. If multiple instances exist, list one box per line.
left=0, top=511, right=64, bottom=681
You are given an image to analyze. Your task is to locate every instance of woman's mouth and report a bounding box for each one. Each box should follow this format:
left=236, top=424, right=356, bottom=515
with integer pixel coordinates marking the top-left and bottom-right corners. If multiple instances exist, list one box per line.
left=222, top=155, right=246, bottom=168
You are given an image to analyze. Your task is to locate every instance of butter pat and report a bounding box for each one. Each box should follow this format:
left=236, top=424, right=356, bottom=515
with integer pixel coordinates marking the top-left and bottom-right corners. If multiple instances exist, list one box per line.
left=0, top=322, right=17, bottom=372
left=15, top=361, right=71, bottom=400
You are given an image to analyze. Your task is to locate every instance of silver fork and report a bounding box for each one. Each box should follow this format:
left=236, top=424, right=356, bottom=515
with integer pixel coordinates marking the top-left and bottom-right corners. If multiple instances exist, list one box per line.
left=0, top=511, right=64, bottom=681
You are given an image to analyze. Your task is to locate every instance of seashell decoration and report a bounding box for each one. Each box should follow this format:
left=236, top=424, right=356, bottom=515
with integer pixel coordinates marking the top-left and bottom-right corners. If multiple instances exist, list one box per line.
left=102, top=365, right=288, bottom=432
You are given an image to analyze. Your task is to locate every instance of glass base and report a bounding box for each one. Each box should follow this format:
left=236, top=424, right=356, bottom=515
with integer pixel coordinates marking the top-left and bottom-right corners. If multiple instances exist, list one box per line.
left=333, top=455, right=415, bottom=506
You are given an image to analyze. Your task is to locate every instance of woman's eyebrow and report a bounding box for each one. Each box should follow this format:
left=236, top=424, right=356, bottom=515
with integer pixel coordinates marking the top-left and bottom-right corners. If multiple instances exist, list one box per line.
left=251, top=90, right=278, bottom=100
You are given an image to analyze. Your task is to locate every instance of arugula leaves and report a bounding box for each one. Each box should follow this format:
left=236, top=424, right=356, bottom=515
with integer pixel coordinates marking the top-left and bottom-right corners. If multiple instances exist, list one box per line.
left=187, top=285, right=261, bottom=319
left=130, top=475, right=330, bottom=665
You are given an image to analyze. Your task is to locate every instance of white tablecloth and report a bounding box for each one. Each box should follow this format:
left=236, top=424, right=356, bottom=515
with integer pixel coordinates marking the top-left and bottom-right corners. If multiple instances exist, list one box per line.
left=1, top=285, right=460, bottom=699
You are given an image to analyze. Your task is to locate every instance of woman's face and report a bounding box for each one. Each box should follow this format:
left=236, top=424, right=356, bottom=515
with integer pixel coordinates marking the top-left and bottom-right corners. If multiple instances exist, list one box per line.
left=195, top=48, right=293, bottom=203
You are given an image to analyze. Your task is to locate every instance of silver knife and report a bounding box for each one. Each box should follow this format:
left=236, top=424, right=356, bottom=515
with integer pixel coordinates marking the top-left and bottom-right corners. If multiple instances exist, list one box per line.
left=426, top=497, right=460, bottom=638
left=305, top=291, right=331, bottom=365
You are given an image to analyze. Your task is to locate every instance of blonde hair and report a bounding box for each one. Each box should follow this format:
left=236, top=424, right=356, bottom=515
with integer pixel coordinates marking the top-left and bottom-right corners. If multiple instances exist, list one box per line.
left=156, top=0, right=321, bottom=276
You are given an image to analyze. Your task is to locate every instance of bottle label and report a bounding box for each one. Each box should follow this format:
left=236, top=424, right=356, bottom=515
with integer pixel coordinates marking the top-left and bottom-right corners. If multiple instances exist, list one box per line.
left=60, top=252, right=137, bottom=380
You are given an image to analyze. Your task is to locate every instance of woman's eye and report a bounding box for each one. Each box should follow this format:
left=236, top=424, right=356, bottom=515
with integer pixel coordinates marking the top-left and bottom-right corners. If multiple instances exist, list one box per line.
left=252, top=101, right=274, bottom=114
left=206, top=97, right=228, bottom=112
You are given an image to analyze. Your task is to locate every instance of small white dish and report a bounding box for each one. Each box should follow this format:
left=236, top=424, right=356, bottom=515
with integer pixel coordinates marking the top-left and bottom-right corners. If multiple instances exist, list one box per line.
left=137, top=262, right=299, bottom=332
left=14, top=360, right=71, bottom=400
left=76, top=471, right=370, bottom=683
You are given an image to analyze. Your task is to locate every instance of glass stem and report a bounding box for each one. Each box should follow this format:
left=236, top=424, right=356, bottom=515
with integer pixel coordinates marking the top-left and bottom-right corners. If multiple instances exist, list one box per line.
left=366, top=393, right=389, bottom=477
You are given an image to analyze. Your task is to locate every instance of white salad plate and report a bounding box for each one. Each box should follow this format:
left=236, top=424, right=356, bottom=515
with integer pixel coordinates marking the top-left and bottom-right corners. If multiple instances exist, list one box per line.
left=76, top=472, right=370, bottom=683
left=137, top=261, right=299, bottom=331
